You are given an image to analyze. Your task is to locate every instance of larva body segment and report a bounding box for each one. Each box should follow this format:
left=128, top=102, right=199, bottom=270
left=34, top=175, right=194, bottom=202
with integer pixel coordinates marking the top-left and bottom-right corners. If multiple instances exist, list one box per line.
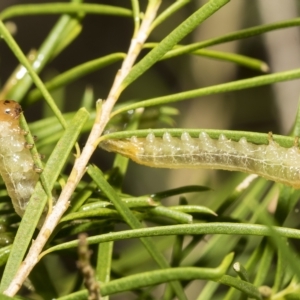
left=0, top=100, right=39, bottom=217
left=100, top=131, right=300, bottom=189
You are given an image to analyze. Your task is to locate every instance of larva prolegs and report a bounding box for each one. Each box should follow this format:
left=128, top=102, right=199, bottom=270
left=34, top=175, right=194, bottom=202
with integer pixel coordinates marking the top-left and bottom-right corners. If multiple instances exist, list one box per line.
left=100, top=131, right=300, bottom=189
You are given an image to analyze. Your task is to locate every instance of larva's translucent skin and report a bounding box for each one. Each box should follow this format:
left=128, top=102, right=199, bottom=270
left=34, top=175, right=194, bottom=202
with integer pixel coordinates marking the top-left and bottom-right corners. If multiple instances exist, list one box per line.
left=101, top=131, right=300, bottom=189
left=0, top=100, right=39, bottom=217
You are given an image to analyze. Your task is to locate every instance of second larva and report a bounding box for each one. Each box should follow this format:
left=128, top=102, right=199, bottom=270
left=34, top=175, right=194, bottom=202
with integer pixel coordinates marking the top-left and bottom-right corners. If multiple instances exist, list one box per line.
left=100, top=131, right=300, bottom=189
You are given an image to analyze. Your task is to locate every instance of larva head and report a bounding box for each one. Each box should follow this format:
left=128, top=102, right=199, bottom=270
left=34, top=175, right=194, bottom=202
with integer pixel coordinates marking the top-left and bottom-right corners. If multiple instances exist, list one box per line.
left=0, top=100, right=22, bottom=125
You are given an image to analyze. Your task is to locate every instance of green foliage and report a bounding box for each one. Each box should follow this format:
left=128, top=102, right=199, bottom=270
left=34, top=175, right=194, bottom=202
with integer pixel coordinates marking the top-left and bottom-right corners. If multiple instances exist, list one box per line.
left=0, top=1, right=300, bottom=299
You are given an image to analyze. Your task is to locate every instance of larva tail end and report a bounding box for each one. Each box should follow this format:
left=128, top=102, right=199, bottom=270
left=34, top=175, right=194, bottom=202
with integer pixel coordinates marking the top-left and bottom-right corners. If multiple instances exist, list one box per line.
left=100, top=139, right=140, bottom=161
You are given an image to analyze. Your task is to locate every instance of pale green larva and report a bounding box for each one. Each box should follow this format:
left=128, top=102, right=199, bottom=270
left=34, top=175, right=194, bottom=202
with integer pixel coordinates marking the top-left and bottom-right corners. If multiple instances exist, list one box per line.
left=100, top=131, right=300, bottom=189
left=0, top=100, right=39, bottom=217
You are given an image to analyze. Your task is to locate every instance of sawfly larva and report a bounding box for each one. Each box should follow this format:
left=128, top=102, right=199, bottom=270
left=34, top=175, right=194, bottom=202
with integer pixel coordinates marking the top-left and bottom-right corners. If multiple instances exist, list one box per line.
left=0, top=100, right=39, bottom=217
left=100, top=131, right=300, bottom=189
